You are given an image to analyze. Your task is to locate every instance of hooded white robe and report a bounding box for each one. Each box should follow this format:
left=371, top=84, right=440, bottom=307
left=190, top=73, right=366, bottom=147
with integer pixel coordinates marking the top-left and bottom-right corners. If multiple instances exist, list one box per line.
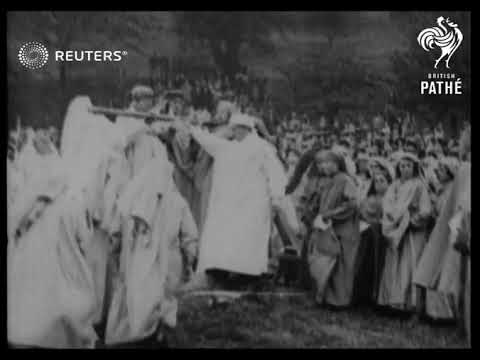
left=8, top=189, right=98, bottom=348
left=105, top=158, right=198, bottom=344
left=7, top=96, right=128, bottom=348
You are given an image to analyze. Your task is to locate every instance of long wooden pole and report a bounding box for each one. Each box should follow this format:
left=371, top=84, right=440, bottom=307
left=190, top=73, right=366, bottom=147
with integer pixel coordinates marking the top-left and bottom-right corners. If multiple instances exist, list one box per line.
left=89, top=106, right=175, bottom=122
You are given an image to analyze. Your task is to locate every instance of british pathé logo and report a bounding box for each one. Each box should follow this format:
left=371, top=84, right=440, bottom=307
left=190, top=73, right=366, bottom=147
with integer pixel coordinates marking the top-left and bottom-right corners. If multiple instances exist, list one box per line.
left=420, top=73, right=462, bottom=95
left=418, top=16, right=463, bottom=96
left=417, top=16, right=463, bottom=69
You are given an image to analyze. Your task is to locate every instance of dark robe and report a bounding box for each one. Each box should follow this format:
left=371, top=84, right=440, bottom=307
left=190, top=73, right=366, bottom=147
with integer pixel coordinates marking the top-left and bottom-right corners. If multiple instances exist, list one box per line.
left=170, top=135, right=196, bottom=213
left=191, top=145, right=215, bottom=237
left=307, top=172, right=360, bottom=307
left=355, top=194, right=387, bottom=305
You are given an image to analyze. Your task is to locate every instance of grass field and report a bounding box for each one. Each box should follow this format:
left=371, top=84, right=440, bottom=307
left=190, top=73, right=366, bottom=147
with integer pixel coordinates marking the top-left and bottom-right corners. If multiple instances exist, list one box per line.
left=172, top=294, right=468, bottom=348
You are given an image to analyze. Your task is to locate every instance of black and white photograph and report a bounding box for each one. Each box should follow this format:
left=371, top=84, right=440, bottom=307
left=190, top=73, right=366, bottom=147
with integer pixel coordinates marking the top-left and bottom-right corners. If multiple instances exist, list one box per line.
left=6, top=11, right=471, bottom=349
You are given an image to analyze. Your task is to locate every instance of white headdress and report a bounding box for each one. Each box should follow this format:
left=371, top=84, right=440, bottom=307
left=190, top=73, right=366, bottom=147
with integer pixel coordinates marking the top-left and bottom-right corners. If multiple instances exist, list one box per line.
left=229, top=113, right=255, bottom=130
left=368, top=157, right=395, bottom=182
left=438, top=156, right=460, bottom=176
left=216, top=100, right=237, bottom=117
left=131, top=85, right=154, bottom=98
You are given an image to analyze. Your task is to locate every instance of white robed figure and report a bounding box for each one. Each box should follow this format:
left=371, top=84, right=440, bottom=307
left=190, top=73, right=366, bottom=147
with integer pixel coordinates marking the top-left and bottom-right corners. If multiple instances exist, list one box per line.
left=183, top=114, right=287, bottom=276
left=8, top=128, right=61, bottom=210
left=8, top=96, right=122, bottom=348
left=105, top=157, right=198, bottom=345
left=7, top=179, right=98, bottom=348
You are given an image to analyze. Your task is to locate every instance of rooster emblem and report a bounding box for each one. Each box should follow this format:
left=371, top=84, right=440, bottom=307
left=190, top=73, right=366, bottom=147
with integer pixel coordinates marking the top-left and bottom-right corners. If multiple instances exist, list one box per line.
left=417, top=16, right=463, bottom=69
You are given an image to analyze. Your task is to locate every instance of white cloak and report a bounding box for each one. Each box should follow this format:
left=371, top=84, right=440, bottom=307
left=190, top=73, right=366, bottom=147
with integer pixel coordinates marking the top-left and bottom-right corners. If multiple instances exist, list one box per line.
left=192, top=128, right=286, bottom=276
left=8, top=194, right=98, bottom=348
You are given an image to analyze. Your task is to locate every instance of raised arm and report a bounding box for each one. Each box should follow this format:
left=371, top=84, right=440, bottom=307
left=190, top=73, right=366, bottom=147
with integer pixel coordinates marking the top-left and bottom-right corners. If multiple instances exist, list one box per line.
left=187, top=125, right=230, bottom=158
left=255, top=117, right=275, bottom=144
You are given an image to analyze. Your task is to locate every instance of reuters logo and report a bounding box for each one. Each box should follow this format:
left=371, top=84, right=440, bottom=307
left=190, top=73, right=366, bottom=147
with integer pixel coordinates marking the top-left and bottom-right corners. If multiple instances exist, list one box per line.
left=18, top=42, right=49, bottom=69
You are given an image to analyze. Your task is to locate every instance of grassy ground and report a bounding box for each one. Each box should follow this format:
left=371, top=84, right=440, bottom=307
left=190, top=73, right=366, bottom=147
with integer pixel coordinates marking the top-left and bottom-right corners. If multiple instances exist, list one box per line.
left=172, top=294, right=468, bottom=348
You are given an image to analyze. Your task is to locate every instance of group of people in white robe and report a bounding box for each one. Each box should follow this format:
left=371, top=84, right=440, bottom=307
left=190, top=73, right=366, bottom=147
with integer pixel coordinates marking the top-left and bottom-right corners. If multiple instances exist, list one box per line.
left=7, top=83, right=471, bottom=348
left=7, top=84, right=291, bottom=348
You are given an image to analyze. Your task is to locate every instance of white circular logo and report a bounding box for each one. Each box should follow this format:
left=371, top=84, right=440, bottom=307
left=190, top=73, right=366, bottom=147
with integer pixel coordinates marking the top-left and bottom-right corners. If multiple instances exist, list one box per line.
left=18, top=42, right=49, bottom=69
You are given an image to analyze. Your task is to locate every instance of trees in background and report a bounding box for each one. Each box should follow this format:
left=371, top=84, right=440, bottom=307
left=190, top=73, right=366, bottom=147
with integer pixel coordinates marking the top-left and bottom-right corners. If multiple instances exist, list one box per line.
left=270, top=11, right=470, bottom=132
left=174, top=12, right=293, bottom=79
left=299, top=12, right=379, bottom=49
left=271, top=12, right=395, bottom=121
left=275, top=55, right=394, bottom=123
left=8, top=11, right=470, bottom=134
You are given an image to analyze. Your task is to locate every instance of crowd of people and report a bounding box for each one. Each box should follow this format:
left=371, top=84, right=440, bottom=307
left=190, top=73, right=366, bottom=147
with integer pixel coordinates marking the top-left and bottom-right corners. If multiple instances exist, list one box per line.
left=153, top=66, right=271, bottom=117
left=7, top=81, right=471, bottom=349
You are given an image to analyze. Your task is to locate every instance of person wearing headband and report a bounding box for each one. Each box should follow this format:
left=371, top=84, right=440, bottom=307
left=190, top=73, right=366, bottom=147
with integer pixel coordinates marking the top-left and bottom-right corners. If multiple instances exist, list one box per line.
left=378, top=152, right=432, bottom=315
left=130, top=85, right=155, bottom=111
left=306, top=149, right=361, bottom=308
left=115, top=85, right=158, bottom=146
left=355, top=159, right=394, bottom=306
